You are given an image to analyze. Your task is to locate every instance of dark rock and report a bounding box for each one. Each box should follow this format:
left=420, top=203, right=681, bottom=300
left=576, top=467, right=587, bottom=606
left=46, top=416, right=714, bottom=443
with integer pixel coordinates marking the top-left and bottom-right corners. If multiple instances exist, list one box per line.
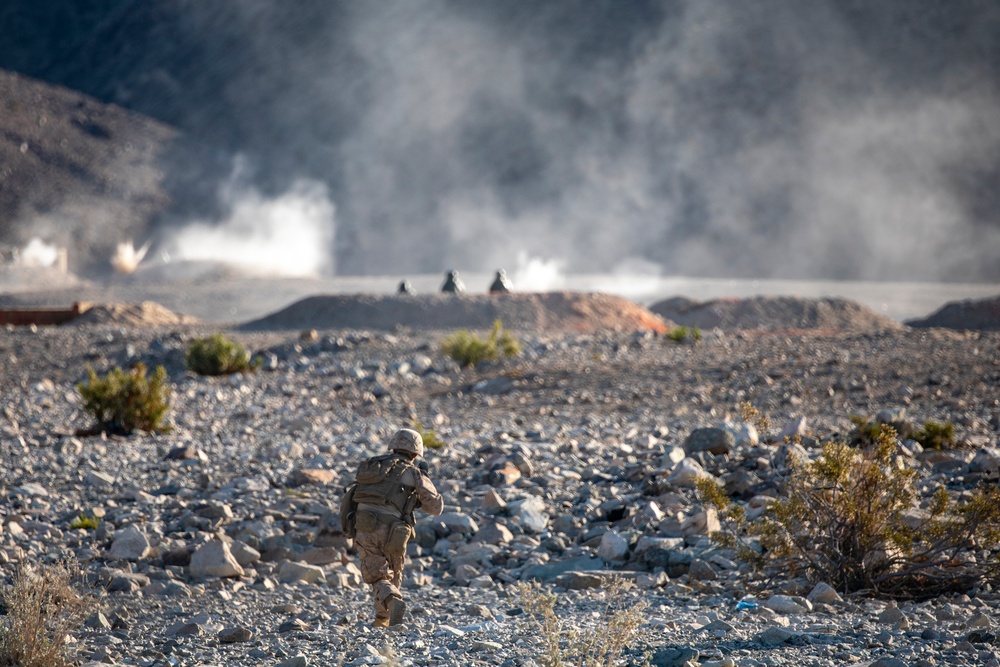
left=684, top=427, right=735, bottom=455
left=279, top=618, right=311, bottom=633
left=651, top=646, right=700, bottom=667
left=161, top=547, right=194, bottom=567
left=521, top=556, right=605, bottom=582
left=218, top=626, right=253, bottom=643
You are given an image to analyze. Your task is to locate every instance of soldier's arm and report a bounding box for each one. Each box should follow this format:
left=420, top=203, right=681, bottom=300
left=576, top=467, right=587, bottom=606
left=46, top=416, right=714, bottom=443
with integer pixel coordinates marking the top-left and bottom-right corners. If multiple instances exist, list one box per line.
left=414, top=473, right=444, bottom=516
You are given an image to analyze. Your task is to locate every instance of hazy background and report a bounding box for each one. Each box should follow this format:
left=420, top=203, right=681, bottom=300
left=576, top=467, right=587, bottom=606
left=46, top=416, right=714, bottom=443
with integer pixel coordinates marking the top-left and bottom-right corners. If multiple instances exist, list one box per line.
left=2, top=0, right=1000, bottom=283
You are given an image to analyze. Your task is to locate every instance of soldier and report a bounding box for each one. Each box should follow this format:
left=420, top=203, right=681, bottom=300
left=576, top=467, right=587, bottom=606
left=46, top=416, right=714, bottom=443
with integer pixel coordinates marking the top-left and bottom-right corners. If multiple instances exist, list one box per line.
left=398, top=279, right=414, bottom=295
left=488, top=269, right=512, bottom=293
left=343, top=429, right=443, bottom=627
left=440, top=269, right=465, bottom=293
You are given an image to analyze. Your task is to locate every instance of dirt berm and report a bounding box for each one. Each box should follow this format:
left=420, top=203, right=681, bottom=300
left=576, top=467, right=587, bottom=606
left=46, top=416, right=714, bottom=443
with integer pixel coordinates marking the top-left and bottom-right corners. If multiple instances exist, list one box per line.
left=239, top=291, right=671, bottom=333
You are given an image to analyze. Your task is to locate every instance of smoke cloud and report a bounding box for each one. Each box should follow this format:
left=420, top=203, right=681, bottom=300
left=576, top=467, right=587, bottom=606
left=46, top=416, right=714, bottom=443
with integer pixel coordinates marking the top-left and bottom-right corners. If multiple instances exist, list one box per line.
left=19, top=238, right=61, bottom=268
left=161, top=163, right=335, bottom=277
left=12, top=0, right=1000, bottom=282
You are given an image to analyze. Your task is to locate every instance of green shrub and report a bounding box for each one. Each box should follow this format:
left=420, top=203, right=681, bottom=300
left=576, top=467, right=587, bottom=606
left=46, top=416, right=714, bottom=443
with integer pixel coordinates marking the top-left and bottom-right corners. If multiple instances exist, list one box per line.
left=441, top=319, right=520, bottom=368
left=514, top=577, right=648, bottom=667
left=0, top=560, right=91, bottom=667
left=185, top=333, right=255, bottom=376
left=849, top=415, right=885, bottom=447
left=912, top=420, right=957, bottom=450
left=700, top=424, right=1000, bottom=598
left=412, top=419, right=446, bottom=450
left=665, top=325, right=701, bottom=344
left=77, top=363, right=172, bottom=435
left=68, top=515, right=99, bottom=531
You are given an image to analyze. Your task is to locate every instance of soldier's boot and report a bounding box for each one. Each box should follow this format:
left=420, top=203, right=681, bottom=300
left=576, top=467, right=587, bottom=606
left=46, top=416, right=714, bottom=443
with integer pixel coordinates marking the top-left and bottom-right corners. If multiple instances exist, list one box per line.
left=372, top=616, right=389, bottom=628
left=388, top=596, right=406, bottom=626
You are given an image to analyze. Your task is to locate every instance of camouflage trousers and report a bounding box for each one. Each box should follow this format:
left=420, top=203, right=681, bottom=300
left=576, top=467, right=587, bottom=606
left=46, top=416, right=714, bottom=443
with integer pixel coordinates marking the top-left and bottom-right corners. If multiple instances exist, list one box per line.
left=354, top=513, right=413, bottom=621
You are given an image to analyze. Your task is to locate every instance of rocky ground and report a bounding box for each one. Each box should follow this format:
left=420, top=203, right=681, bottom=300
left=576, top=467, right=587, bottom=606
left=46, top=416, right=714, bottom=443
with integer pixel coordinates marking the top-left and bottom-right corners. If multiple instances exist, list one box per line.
left=2, top=302, right=1000, bottom=666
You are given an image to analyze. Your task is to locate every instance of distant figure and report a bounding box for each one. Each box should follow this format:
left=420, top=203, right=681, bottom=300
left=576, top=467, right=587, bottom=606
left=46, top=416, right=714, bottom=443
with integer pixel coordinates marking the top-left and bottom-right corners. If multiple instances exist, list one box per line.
left=398, top=280, right=414, bottom=295
left=440, top=270, right=465, bottom=293
left=488, top=269, right=512, bottom=294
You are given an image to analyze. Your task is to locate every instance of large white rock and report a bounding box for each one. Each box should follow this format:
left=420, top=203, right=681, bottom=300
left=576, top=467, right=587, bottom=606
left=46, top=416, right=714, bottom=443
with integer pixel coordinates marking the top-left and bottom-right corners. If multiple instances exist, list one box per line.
left=665, top=458, right=712, bottom=488
left=508, top=496, right=549, bottom=533
left=189, top=540, right=245, bottom=578
left=681, top=509, right=721, bottom=536
left=278, top=560, right=327, bottom=585
left=762, top=594, right=812, bottom=614
left=229, top=540, right=261, bottom=567
left=806, top=581, right=843, bottom=604
left=109, top=525, right=150, bottom=561
left=597, top=530, right=630, bottom=562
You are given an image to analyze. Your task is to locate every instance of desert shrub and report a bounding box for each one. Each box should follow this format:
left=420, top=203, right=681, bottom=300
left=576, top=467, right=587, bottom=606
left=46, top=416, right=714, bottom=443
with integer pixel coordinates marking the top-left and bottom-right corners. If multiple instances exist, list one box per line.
left=77, top=363, right=172, bottom=435
left=665, top=325, right=701, bottom=344
left=185, top=333, right=255, bottom=376
left=911, top=420, right=957, bottom=450
left=441, top=319, right=520, bottom=368
left=514, top=577, right=648, bottom=667
left=739, top=401, right=771, bottom=436
left=412, top=419, right=446, bottom=450
left=68, top=515, right=99, bottom=531
left=847, top=415, right=888, bottom=448
left=0, top=561, right=92, bottom=667
left=700, top=424, right=1000, bottom=598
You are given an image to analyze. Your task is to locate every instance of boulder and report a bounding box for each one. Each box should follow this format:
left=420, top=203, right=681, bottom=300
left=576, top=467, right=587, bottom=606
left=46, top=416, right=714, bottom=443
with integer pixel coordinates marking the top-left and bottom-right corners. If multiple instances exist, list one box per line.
left=109, top=525, right=150, bottom=561
left=189, top=540, right=245, bottom=578
left=278, top=560, right=327, bottom=585
left=684, top=427, right=735, bottom=455
left=597, top=530, right=630, bottom=562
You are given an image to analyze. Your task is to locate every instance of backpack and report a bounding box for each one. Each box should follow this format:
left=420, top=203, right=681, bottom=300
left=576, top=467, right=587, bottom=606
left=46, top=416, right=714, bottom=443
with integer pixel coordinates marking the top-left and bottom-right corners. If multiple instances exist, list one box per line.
left=351, top=453, right=420, bottom=524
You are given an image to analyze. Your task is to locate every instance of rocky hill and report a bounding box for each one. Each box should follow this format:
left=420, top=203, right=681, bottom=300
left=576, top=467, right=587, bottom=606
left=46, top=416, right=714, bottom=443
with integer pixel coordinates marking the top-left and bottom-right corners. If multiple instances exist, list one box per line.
left=0, top=70, right=177, bottom=274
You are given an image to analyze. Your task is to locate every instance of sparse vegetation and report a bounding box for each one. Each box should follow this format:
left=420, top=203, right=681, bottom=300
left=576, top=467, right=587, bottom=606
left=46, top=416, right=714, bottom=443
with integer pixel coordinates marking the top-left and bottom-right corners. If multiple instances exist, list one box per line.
left=68, top=515, right=99, bottom=531
left=912, top=420, right=957, bottom=450
left=0, top=561, right=92, bottom=667
left=665, top=325, right=702, bottom=344
left=514, top=578, right=648, bottom=667
left=185, top=333, right=256, bottom=376
left=441, top=319, right=520, bottom=368
left=412, top=419, right=446, bottom=450
left=700, top=423, right=1000, bottom=598
left=739, top=401, right=771, bottom=436
left=849, top=414, right=886, bottom=447
left=77, top=363, right=172, bottom=435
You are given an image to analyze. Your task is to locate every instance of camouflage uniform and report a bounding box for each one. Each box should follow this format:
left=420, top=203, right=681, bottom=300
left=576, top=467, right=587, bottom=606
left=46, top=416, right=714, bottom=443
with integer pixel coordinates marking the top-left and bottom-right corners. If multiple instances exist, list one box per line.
left=349, top=429, right=442, bottom=626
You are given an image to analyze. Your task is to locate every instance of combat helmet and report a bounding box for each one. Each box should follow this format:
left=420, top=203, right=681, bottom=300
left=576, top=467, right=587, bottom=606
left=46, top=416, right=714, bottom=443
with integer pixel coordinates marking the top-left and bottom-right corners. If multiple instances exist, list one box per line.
left=389, top=428, right=424, bottom=458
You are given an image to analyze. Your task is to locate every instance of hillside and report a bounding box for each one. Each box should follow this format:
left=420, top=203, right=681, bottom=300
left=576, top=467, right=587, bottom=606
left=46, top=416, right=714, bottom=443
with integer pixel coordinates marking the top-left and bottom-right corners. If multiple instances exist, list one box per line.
left=0, top=70, right=177, bottom=274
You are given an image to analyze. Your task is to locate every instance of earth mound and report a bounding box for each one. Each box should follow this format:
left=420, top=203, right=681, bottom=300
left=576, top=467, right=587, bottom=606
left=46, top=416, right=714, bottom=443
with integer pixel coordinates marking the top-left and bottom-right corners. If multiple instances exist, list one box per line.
left=648, top=295, right=903, bottom=332
left=240, top=292, right=671, bottom=334
left=71, top=301, right=198, bottom=327
left=906, top=294, right=1000, bottom=330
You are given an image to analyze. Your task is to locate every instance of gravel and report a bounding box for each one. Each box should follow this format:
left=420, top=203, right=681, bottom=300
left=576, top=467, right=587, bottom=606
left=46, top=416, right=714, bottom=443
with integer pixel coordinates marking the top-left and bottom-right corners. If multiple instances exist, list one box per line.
left=1, top=319, right=999, bottom=667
